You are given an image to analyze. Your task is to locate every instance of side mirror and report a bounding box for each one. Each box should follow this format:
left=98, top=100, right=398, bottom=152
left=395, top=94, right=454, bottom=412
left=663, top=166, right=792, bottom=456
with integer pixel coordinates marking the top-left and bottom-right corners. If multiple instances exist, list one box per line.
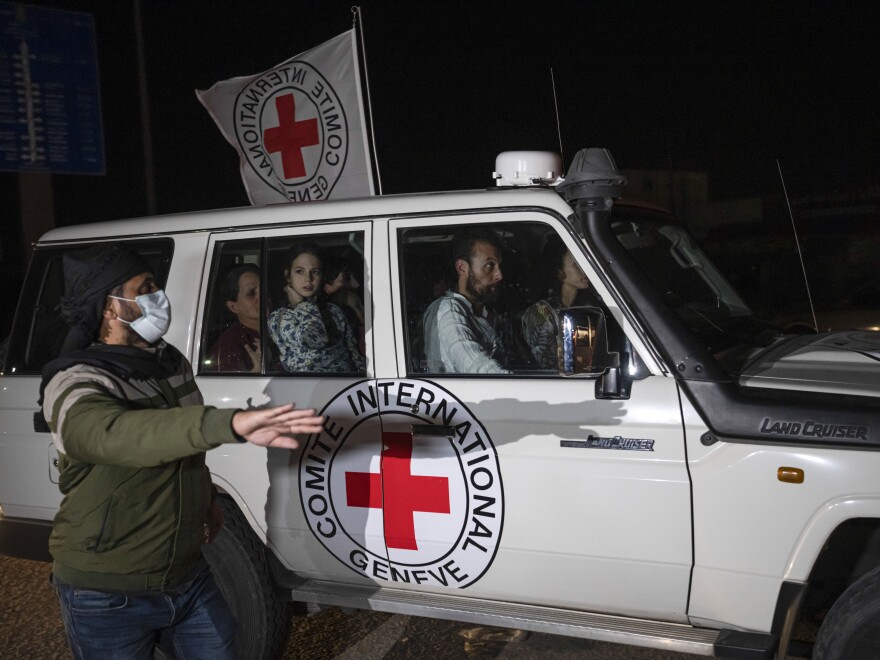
left=557, top=306, right=619, bottom=376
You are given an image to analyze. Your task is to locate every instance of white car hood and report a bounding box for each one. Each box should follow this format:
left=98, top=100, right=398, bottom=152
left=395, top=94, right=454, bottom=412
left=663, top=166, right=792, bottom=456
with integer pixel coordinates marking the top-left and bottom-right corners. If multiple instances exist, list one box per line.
left=739, top=331, right=880, bottom=397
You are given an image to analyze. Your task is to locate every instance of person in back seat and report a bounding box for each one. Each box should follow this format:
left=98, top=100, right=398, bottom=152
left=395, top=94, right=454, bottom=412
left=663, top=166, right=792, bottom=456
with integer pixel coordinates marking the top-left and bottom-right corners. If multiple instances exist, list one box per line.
left=207, top=264, right=261, bottom=372
left=323, top=254, right=366, bottom=355
left=268, top=242, right=365, bottom=373
left=421, top=230, right=511, bottom=374
left=522, top=237, right=599, bottom=369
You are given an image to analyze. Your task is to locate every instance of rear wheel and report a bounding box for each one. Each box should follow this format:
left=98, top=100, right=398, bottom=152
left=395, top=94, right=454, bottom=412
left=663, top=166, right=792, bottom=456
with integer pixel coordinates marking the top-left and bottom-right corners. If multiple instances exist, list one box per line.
left=202, top=496, right=289, bottom=660
left=814, top=563, right=880, bottom=659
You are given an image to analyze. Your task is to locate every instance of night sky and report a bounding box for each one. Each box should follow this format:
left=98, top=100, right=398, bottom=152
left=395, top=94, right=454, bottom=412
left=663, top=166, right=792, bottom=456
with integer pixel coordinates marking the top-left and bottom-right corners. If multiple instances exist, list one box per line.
left=2, top=1, right=879, bottom=245
left=147, top=1, right=880, bottom=203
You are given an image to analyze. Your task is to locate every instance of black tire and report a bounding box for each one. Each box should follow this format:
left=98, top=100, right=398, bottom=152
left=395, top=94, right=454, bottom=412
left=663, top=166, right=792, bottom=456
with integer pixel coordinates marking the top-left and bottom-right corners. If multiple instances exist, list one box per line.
left=202, top=496, right=289, bottom=660
left=814, top=563, right=880, bottom=659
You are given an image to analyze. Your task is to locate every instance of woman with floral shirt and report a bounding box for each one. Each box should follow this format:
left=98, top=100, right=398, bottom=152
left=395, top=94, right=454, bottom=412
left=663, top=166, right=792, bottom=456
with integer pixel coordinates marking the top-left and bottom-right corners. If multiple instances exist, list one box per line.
left=521, top=237, right=599, bottom=369
left=268, top=243, right=365, bottom=373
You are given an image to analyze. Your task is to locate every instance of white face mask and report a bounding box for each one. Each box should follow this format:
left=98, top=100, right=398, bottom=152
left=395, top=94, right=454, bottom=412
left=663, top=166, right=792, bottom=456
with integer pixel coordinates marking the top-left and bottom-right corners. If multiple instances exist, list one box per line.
left=109, top=290, right=172, bottom=343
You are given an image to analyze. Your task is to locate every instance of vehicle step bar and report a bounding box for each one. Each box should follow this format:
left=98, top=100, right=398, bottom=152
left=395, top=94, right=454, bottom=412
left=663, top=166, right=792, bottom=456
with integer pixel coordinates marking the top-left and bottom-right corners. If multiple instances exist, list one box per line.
left=287, top=579, right=722, bottom=656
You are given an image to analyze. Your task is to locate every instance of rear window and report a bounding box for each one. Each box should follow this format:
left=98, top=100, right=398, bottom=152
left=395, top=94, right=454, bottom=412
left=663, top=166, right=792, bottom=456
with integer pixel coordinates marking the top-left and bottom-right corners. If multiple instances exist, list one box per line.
left=2, top=239, right=173, bottom=375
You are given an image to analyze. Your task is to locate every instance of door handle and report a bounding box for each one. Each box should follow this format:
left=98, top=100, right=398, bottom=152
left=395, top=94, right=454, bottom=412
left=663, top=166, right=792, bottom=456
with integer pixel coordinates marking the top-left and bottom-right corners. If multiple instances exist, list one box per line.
left=411, top=424, right=455, bottom=438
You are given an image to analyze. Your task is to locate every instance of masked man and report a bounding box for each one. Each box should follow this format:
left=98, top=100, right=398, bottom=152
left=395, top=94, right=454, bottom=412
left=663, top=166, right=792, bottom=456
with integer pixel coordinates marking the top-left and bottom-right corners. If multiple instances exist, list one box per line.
left=39, top=243, right=323, bottom=659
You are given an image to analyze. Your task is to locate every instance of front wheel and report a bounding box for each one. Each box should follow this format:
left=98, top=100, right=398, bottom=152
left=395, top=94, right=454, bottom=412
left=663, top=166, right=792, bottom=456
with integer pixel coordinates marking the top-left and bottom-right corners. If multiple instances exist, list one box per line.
left=202, top=496, right=289, bottom=660
left=814, top=563, right=880, bottom=659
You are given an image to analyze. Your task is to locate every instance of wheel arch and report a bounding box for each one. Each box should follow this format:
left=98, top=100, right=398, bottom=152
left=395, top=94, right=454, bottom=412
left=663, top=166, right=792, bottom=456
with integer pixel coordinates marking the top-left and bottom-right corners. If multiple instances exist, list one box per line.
left=775, top=508, right=880, bottom=657
left=784, top=497, right=880, bottom=583
left=209, top=474, right=268, bottom=544
left=800, top=517, right=880, bottom=620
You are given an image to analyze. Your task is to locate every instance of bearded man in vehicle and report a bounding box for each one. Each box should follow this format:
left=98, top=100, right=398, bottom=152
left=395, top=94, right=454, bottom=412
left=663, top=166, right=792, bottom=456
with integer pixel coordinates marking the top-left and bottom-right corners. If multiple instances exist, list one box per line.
left=422, top=229, right=511, bottom=374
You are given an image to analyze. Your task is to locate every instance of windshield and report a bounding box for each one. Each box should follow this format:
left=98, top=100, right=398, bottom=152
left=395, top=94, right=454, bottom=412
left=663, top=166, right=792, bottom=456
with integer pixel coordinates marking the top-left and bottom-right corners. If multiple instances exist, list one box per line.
left=608, top=206, right=781, bottom=362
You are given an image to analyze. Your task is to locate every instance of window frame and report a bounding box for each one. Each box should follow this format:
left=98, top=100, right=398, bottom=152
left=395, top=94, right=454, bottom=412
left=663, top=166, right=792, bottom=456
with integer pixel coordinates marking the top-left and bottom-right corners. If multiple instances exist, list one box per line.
left=3, top=238, right=173, bottom=376
left=196, top=222, right=371, bottom=378
left=390, top=211, right=650, bottom=379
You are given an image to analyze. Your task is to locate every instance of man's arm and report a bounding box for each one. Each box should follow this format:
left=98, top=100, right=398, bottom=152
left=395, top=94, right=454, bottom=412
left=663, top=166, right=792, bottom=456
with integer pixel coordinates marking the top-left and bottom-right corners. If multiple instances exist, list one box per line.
left=55, top=392, right=246, bottom=467
left=45, top=370, right=322, bottom=466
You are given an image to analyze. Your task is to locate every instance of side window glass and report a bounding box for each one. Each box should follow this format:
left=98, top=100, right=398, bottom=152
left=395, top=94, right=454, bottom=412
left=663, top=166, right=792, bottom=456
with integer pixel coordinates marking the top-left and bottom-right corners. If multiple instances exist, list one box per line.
left=201, top=232, right=366, bottom=376
left=3, top=239, right=172, bottom=375
left=266, top=232, right=366, bottom=375
left=200, top=240, right=262, bottom=374
left=399, top=221, right=626, bottom=377
left=5, top=252, right=67, bottom=374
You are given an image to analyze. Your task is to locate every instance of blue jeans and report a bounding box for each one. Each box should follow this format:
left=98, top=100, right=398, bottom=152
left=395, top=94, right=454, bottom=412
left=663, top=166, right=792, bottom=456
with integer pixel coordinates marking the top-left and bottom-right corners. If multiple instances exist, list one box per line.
left=53, top=568, right=237, bottom=660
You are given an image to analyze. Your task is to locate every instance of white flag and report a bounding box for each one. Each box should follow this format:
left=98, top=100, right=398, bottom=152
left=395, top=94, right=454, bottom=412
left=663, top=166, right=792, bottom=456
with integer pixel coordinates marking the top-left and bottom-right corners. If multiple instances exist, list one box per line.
left=196, top=30, right=374, bottom=205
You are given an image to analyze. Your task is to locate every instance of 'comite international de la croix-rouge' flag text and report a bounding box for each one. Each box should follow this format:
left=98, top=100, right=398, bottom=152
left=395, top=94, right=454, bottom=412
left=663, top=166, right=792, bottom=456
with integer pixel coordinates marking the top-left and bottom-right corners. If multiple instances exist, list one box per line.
left=196, top=30, right=374, bottom=205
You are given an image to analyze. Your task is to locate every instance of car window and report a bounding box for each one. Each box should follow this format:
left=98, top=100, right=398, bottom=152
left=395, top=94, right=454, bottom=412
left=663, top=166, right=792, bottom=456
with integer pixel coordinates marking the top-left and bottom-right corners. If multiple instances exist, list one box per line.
left=398, top=221, right=623, bottom=377
left=3, top=239, right=173, bottom=375
left=199, top=231, right=366, bottom=376
left=199, top=239, right=263, bottom=374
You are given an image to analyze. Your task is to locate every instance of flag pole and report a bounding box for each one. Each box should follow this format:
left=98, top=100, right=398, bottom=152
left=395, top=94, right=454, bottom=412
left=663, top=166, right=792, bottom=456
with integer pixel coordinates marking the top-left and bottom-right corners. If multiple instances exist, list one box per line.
left=133, top=0, right=157, bottom=214
left=352, top=6, right=382, bottom=195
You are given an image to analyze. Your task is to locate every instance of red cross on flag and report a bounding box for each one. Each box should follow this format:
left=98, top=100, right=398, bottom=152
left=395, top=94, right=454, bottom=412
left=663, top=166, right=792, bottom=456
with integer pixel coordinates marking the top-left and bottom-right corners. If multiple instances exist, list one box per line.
left=196, top=30, right=375, bottom=205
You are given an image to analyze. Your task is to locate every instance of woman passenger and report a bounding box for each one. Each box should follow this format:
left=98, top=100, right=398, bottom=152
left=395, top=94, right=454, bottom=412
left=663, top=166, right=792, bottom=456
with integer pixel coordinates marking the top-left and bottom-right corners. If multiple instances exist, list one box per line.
left=268, top=242, right=365, bottom=373
left=521, top=237, right=598, bottom=369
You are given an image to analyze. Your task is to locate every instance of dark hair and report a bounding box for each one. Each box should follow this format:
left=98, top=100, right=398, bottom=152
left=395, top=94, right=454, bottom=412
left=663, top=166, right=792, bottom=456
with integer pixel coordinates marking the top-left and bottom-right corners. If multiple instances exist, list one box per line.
left=451, top=228, right=503, bottom=267
left=541, top=234, right=568, bottom=295
left=284, top=241, right=340, bottom=343
left=285, top=242, right=324, bottom=272
left=322, top=255, right=349, bottom=284
left=224, top=264, right=260, bottom=303
left=542, top=235, right=569, bottom=279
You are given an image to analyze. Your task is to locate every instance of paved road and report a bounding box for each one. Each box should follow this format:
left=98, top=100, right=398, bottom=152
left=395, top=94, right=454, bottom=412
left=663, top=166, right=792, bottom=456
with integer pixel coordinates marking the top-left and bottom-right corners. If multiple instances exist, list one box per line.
left=0, top=554, right=705, bottom=659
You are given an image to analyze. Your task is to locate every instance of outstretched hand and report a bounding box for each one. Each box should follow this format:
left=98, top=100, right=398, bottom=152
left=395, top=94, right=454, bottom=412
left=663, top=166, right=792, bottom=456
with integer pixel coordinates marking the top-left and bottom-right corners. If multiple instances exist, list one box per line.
left=232, top=403, right=323, bottom=449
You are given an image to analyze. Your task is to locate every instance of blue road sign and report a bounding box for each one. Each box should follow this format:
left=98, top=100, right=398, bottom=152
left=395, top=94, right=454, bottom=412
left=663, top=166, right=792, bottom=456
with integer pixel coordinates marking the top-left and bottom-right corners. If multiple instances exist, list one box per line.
left=0, top=1, right=105, bottom=175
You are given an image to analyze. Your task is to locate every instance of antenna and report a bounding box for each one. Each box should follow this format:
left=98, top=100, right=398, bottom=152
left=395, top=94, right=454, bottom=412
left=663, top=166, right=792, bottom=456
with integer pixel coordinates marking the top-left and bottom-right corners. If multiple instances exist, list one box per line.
left=551, top=68, right=564, bottom=169
left=777, top=159, right=819, bottom=333
left=352, top=6, right=383, bottom=195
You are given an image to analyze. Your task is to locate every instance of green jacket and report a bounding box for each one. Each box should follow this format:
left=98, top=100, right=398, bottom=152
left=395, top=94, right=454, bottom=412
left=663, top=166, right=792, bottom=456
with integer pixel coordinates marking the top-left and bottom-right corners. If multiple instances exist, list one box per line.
left=42, top=348, right=241, bottom=592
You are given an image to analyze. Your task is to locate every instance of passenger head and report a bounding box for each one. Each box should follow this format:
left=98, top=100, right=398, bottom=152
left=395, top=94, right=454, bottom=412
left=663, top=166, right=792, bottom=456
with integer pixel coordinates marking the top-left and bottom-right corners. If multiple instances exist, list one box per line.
left=223, top=264, right=260, bottom=330
left=544, top=236, right=590, bottom=291
left=542, top=236, right=589, bottom=301
left=452, top=229, right=504, bottom=306
left=284, top=242, right=324, bottom=302
left=323, top=255, right=360, bottom=296
left=559, top=251, right=589, bottom=291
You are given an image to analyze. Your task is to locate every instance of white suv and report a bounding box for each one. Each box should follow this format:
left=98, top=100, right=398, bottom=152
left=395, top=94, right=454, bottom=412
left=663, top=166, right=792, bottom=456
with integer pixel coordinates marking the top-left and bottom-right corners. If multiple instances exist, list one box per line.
left=2, top=149, right=879, bottom=660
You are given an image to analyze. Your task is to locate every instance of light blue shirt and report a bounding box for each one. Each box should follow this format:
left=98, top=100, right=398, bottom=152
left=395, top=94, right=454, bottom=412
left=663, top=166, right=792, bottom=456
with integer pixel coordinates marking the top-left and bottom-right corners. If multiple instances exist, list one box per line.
left=421, top=290, right=510, bottom=374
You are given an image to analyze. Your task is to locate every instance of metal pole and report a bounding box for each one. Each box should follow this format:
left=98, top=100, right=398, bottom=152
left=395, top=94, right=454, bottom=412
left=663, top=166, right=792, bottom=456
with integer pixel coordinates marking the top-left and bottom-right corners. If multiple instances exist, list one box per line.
left=353, top=6, right=382, bottom=195
left=133, top=0, right=157, bottom=215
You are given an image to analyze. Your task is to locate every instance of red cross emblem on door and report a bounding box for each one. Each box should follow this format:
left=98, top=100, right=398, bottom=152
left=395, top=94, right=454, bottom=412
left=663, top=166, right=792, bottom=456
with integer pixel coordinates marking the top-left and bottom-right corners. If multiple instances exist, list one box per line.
left=345, top=432, right=451, bottom=550
left=263, top=93, right=319, bottom=179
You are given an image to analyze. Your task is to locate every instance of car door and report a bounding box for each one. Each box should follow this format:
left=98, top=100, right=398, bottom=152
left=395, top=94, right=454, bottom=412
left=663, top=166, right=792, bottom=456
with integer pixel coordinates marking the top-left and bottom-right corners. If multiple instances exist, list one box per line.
left=0, top=240, right=173, bottom=541
left=368, top=211, right=694, bottom=621
left=194, top=221, right=385, bottom=585
left=0, top=248, right=68, bottom=529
